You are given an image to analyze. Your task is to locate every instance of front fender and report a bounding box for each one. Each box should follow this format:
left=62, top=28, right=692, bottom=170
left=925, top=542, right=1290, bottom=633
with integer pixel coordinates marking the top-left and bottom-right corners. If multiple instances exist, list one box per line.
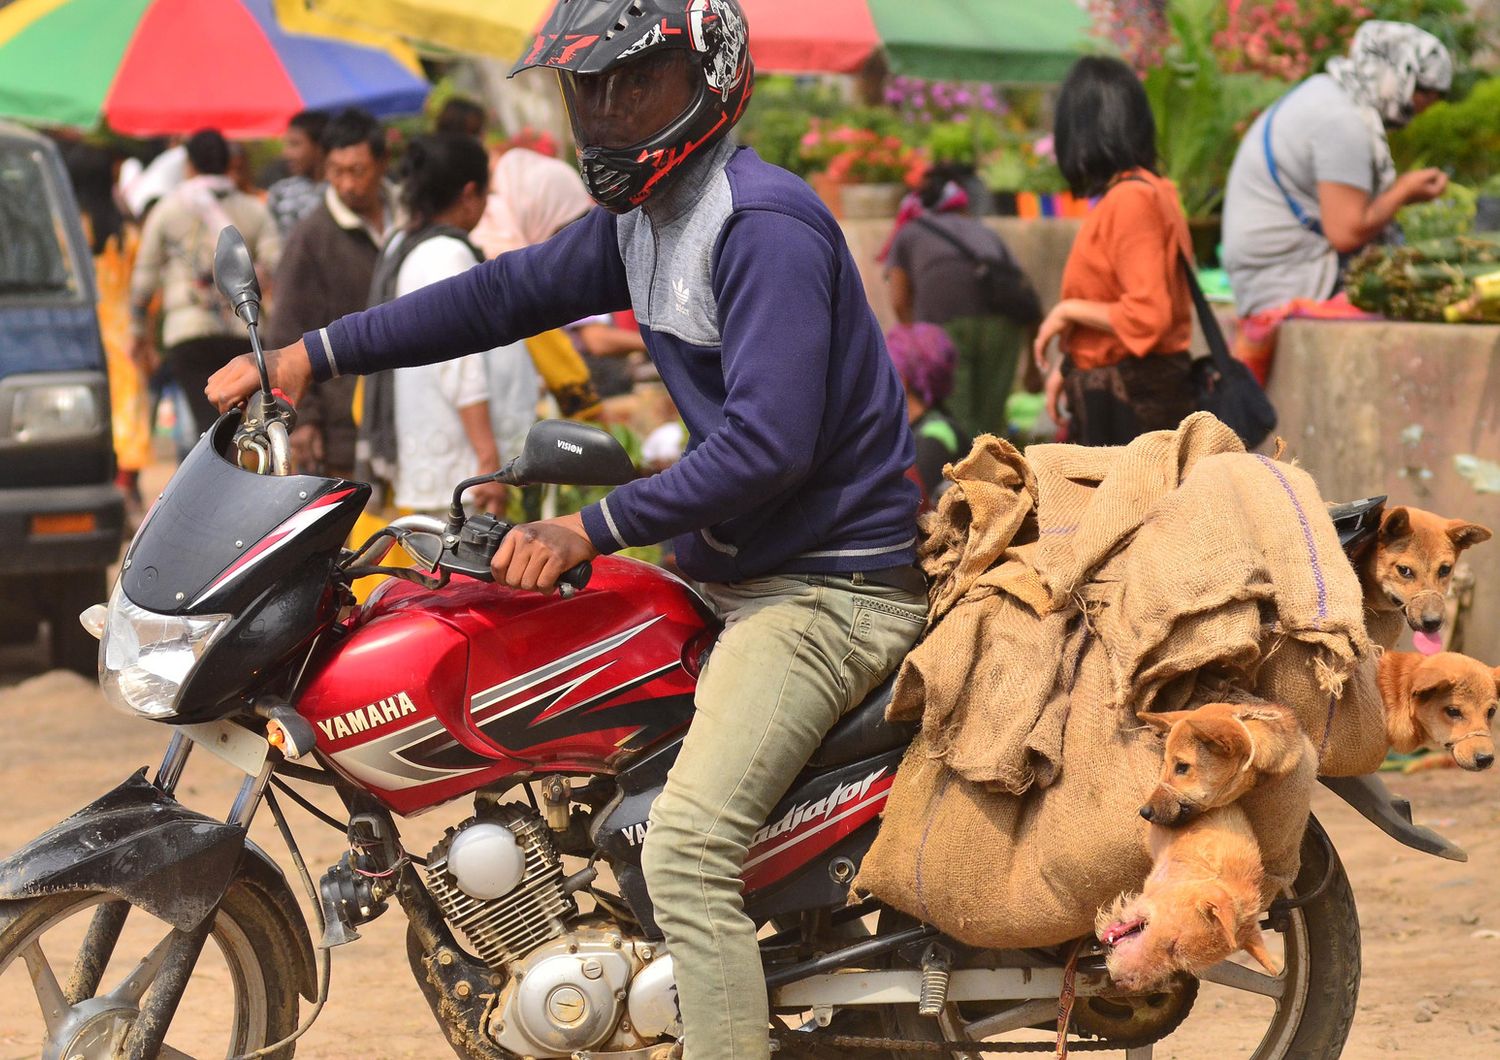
left=0, top=769, right=258, bottom=930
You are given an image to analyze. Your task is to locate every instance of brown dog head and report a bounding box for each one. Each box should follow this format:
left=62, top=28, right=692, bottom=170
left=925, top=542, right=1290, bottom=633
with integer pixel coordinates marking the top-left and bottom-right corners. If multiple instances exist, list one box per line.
left=1138, top=705, right=1258, bottom=825
left=1366, top=507, right=1490, bottom=634
left=1096, top=887, right=1278, bottom=993
left=1378, top=651, right=1499, bottom=771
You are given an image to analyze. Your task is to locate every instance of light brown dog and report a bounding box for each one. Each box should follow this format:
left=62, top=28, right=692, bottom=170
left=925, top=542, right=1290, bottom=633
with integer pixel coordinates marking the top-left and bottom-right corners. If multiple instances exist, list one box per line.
left=1357, top=506, right=1490, bottom=645
left=1096, top=804, right=1279, bottom=992
left=1378, top=651, right=1498, bottom=771
left=1137, top=703, right=1315, bottom=826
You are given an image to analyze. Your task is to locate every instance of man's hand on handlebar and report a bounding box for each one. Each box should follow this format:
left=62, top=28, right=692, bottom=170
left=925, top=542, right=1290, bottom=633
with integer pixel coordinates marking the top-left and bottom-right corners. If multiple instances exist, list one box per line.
left=492, top=513, right=599, bottom=594
left=205, top=339, right=314, bottom=412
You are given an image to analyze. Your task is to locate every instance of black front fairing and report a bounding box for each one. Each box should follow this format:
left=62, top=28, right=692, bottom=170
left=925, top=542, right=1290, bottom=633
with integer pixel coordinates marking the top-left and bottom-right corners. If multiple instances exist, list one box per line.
left=122, top=413, right=368, bottom=616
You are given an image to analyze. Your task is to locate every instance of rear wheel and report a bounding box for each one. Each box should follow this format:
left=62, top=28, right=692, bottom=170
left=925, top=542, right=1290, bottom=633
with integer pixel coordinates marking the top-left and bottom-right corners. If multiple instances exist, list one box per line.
left=0, top=880, right=302, bottom=1059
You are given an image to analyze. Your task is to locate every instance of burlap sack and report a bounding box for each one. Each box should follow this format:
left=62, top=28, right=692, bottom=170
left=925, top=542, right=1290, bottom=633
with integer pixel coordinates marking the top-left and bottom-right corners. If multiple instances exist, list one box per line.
left=887, top=592, right=1076, bottom=793
left=860, top=421, right=1358, bottom=949
left=856, top=707, right=1312, bottom=948
left=1255, top=643, right=1389, bottom=776
left=915, top=436, right=1037, bottom=624
left=1098, top=451, right=1372, bottom=718
left=1026, top=413, right=1245, bottom=609
left=857, top=647, right=1158, bottom=949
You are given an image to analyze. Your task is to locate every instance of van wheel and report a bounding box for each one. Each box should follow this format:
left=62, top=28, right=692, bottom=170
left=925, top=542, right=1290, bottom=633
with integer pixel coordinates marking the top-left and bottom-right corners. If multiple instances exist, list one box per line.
left=43, top=569, right=106, bottom=677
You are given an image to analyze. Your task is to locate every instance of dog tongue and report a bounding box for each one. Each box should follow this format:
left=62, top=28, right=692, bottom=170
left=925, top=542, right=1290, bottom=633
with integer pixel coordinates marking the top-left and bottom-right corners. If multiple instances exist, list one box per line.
left=1413, top=631, right=1444, bottom=656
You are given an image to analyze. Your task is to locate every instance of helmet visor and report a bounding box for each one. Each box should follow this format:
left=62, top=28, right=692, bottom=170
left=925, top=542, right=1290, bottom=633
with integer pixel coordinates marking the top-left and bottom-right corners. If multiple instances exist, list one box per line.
left=561, top=50, right=700, bottom=151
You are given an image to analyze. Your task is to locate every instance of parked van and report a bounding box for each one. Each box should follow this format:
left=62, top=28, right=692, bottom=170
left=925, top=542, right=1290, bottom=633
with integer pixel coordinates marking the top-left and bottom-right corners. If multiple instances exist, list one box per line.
left=0, top=121, right=123, bottom=673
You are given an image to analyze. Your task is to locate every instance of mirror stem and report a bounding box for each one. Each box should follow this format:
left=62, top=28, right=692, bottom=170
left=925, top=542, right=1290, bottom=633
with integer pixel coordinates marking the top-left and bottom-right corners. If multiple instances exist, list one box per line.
left=246, top=320, right=272, bottom=397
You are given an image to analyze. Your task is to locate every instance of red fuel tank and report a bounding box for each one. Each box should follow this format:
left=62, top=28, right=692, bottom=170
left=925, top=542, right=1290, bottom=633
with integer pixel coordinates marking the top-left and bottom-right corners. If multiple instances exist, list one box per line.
left=297, top=557, right=712, bottom=815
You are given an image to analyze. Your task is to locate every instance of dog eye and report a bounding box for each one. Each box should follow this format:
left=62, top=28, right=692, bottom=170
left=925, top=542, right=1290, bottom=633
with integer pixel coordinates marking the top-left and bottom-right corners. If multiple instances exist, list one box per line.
left=1396, top=564, right=1415, bottom=579
left=1438, top=564, right=1453, bottom=578
left=1174, top=761, right=1191, bottom=775
left=1445, top=707, right=1464, bottom=720
left=1488, top=705, right=1497, bottom=721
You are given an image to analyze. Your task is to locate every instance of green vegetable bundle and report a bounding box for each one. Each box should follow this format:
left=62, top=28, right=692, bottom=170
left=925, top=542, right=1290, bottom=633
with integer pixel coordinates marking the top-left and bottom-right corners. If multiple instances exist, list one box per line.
left=1345, top=234, right=1500, bottom=321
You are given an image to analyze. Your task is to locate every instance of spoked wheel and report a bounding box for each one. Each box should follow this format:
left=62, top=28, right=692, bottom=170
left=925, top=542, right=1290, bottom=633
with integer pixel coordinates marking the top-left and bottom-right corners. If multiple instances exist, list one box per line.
left=0, top=884, right=301, bottom=1060
left=886, top=818, right=1359, bottom=1058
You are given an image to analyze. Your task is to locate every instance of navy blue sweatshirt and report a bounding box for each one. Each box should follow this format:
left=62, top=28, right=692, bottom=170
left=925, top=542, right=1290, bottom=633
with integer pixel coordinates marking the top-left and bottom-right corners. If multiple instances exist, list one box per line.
left=304, top=144, right=918, bottom=583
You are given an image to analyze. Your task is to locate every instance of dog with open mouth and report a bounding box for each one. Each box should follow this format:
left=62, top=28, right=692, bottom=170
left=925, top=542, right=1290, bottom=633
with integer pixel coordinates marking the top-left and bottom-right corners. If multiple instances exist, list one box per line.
left=1378, top=650, right=1499, bottom=771
left=1095, top=802, right=1279, bottom=992
left=1355, top=506, right=1490, bottom=652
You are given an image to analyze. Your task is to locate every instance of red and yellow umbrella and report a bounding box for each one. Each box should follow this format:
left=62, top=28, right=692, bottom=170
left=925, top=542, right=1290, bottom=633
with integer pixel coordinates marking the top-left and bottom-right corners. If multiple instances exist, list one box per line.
left=0, top=0, right=429, bottom=136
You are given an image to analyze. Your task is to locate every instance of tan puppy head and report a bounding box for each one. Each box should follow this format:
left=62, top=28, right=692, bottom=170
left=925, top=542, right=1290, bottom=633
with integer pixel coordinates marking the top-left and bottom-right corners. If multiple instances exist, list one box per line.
left=1138, top=706, right=1257, bottom=825
left=1379, top=651, right=1499, bottom=771
left=1096, top=888, right=1278, bottom=993
left=1367, top=507, right=1490, bottom=634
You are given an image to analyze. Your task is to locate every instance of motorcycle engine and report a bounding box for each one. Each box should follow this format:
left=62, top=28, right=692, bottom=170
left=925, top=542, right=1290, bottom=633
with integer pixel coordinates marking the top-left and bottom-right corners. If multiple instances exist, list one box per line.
left=424, top=805, right=575, bottom=968
left=424, top=806, right=678, bottom=1058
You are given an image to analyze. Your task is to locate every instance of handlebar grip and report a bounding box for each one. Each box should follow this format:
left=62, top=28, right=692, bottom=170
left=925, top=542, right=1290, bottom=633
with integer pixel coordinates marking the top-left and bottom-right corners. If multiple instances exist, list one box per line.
left=558, top=561, right=593, bottom=597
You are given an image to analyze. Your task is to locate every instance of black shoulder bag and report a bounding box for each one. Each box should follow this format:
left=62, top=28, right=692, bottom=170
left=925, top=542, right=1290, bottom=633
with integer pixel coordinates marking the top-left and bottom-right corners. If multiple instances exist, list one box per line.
left=914, top=215, right=1043, bottom=326
left=1180, top=250, right=1277, bottom=449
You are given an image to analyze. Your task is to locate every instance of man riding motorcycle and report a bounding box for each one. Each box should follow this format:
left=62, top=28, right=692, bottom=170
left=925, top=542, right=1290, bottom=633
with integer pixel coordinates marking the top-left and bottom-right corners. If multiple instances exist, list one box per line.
left=206, top=2, right=927, bottom=1055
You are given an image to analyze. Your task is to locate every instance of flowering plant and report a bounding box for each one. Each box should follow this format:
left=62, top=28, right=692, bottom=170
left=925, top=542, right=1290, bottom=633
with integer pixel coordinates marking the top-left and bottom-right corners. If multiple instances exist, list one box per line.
left=1216, top=0, right=1476, bottom=86
left=883, top=76, right=1006, bottom=126
left=799, top=122, right=924, bottom=185
left=1215, top=0, right=1370, bottom=81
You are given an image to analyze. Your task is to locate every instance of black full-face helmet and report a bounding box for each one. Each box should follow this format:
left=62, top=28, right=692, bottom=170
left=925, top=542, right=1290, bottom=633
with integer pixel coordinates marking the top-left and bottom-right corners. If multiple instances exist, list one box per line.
left=513, top=0, right=754, bottom=213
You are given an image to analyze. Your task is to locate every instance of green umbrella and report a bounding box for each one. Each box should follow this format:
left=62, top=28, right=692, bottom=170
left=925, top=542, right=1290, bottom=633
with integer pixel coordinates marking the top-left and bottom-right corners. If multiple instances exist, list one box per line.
left=746, top=0, right=1091, bottom=84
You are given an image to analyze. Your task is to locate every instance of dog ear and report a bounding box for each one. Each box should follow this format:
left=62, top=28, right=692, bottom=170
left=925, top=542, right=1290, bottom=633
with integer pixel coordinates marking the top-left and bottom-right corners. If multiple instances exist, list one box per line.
left=1198, top=896, right=1239, bottom=951
left=1240, top=924, right=1282, bottom=975
left=1491, top=667, right=1500, bottom=697
left=1411, top=664, right=1456, bottom=700
left=1137, top=711, right=1190, bottom=734
left=1446, top=519, right=1493, bottom=551
left=1380, top=506, right=1412, bottom=543
left=1187, top=714, right=1252, bottom=761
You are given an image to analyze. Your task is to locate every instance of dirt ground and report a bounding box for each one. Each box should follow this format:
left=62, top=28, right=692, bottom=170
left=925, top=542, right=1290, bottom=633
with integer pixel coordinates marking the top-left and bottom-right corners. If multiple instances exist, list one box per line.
left=0, top=660, right=1496, bottom=1059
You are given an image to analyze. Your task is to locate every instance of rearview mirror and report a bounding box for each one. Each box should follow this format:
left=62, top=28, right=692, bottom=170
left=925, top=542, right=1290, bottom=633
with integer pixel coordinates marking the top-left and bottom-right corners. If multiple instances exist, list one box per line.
left=506, top=421, right=636, bottom=487
left=214, top=226, right=262, bottom=327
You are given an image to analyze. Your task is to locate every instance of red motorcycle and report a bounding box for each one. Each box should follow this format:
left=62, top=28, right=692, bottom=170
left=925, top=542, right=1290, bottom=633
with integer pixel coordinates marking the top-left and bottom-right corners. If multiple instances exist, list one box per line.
left=0, top=231, right=1466, bottom=1059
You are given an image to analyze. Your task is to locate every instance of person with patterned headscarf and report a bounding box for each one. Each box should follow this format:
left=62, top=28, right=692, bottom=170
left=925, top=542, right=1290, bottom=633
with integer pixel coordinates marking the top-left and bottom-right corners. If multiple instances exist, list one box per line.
left=1221, top=21, right=1452, bottom=376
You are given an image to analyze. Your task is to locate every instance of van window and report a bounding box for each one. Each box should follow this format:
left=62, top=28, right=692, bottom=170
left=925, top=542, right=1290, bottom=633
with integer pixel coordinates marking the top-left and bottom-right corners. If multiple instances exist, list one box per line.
left=0, top=141, right=81, bottom=303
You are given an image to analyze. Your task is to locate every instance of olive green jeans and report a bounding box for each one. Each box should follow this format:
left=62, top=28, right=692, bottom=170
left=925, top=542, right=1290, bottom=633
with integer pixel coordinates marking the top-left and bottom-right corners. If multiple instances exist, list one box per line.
left=639, top=572, right=928, bottom=1059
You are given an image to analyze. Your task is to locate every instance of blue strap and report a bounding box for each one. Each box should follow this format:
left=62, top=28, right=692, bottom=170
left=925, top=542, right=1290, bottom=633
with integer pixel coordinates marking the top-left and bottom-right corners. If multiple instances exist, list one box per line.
left=1263, top=89, right=1324, bottom=237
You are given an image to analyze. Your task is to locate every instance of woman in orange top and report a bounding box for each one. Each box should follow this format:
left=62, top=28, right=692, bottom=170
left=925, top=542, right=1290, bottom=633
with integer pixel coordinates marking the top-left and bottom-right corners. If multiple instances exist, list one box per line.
left=1033, top=56, right=1197, bottom=446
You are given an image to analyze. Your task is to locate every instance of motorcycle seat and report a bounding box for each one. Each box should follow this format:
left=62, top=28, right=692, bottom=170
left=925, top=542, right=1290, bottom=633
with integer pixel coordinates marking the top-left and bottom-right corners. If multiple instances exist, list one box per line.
left=807, top=673, right=917, bottom=770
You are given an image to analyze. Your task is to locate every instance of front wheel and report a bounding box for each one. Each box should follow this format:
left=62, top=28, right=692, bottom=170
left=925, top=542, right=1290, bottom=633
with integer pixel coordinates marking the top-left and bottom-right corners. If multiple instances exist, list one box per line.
left=0, top=878, right=302, bottom=1059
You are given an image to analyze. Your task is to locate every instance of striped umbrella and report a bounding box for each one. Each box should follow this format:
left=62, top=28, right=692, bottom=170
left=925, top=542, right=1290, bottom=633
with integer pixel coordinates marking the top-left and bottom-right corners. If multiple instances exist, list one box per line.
left=0, top=0, right=430, bottom=137
left=278, top=0, right=1088, bottom=84
left=275, top=0, right=550, bottom=59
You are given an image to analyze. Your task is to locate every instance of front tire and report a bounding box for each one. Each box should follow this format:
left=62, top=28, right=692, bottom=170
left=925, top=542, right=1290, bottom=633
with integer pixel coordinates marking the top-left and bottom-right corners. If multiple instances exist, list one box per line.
left=0, top=878, right=302, bottom=1059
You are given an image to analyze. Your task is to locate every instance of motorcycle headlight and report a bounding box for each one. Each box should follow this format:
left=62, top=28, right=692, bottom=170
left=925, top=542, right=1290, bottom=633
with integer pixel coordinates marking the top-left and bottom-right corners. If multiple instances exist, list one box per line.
left=100, top=582, right=231, bottom=720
